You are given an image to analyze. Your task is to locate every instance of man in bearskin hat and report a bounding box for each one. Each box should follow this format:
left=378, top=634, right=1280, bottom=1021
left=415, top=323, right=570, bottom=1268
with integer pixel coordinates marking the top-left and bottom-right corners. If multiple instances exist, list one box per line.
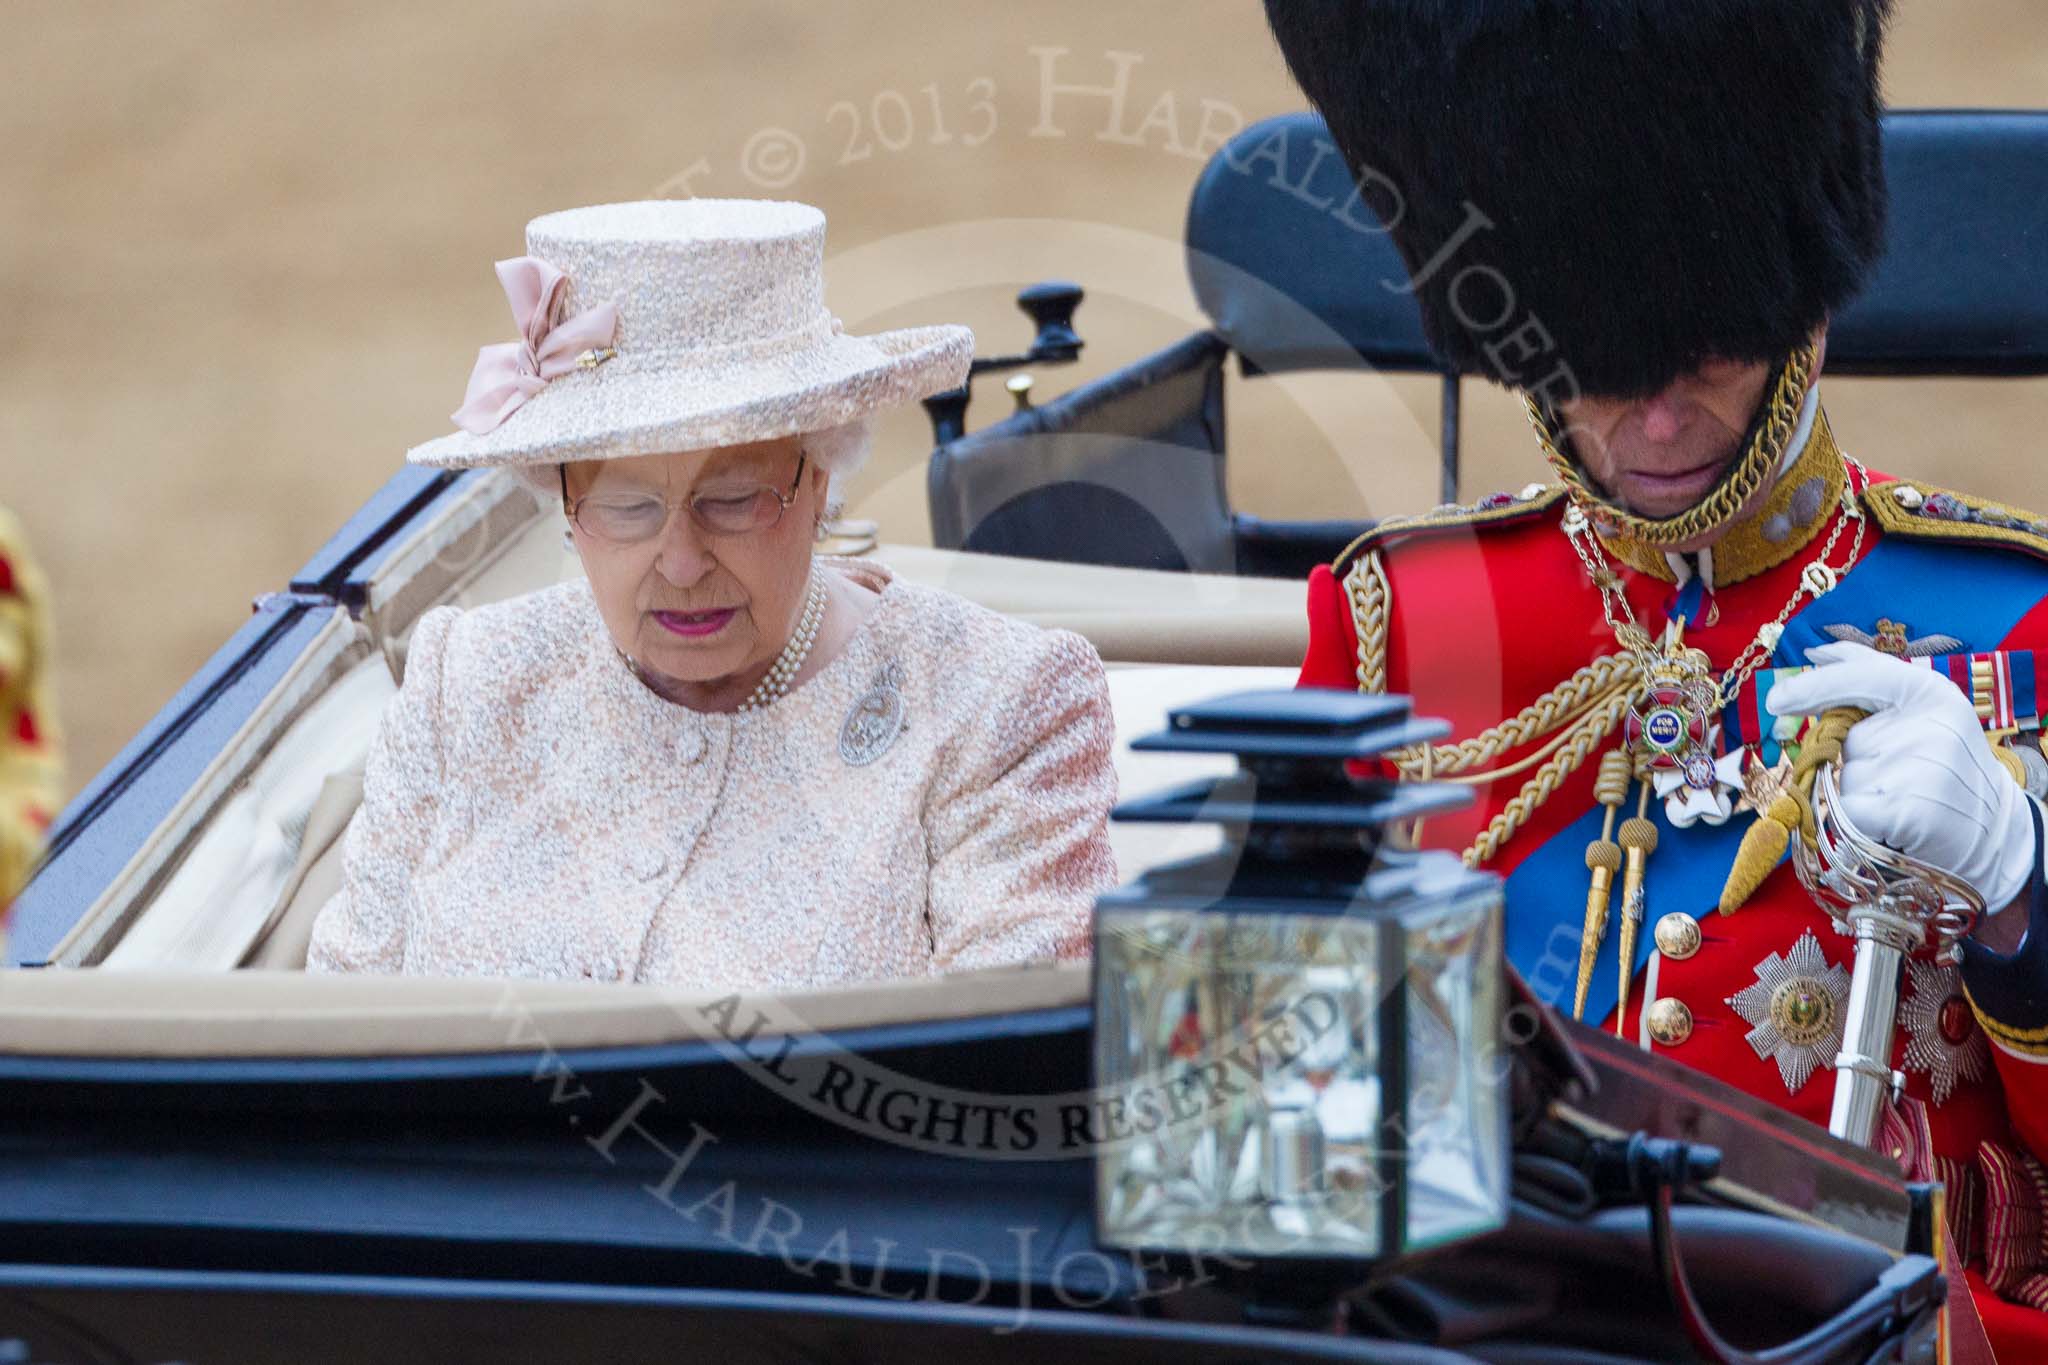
left=1269, top=1, right=2048, bottom=1348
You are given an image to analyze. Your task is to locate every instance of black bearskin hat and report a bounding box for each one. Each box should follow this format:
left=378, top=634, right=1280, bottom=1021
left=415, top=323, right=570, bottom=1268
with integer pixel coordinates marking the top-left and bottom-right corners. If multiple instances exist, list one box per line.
left=1264, top=0, right=1894, bottom=400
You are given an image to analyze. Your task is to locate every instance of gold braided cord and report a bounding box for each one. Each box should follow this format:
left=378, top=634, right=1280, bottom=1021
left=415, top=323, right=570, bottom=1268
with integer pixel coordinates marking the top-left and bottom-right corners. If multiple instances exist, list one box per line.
left=1429, top=692, right=1623, bottom=788
left=1344, top=533, right=1642, bottom=867
left=1524, top=341, right=1817, bottom=549
left=1345, top=543, right=1643, bottom=778
left=1461, top=688, right=1634, bottom=868
left=1345, top=549, right=1391, bottom=696
left=1350, top=341, right=1832, bottom=875
left=1389, top=654, right=1641, bottom=779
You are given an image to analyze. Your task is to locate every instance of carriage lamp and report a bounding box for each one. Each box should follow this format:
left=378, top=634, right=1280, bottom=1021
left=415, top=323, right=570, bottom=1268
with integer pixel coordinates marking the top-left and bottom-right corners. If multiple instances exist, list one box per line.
left=1092, top=689, right=1509, bottom=1264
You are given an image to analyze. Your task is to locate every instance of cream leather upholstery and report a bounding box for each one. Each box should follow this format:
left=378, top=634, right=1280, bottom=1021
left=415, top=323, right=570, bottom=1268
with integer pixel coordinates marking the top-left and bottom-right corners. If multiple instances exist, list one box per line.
left=0, top=956, right=1091, bottom=1058
left=237, top=662, right=1292, bottom=974
left=242, top=768, right=363, bottom=969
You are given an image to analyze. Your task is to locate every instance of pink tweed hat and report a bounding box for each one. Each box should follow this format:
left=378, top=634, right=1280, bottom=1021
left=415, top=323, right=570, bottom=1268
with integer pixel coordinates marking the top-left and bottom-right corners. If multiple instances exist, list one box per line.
left=406, top=199, right=973, bottom=471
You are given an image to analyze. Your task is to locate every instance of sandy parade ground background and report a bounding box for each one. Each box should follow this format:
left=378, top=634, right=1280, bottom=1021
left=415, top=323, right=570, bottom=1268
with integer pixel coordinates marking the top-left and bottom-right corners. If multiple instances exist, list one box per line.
left=6, top=1, right=2047, bottom=800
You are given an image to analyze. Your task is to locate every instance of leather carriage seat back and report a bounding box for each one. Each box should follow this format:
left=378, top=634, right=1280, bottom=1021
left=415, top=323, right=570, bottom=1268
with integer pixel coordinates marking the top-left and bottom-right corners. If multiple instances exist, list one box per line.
left=243, top=767, right=361, bottom=968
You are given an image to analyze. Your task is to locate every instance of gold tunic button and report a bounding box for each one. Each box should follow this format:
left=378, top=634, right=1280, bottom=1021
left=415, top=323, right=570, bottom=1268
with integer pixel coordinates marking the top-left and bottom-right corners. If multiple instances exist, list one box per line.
left=1653, top=912, right=1703, bottom=961
left=1645, top=997, right=1694, bottom=1047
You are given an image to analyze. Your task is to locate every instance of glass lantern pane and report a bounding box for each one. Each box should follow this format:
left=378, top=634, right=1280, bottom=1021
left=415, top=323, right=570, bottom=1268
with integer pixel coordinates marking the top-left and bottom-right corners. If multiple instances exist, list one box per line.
left=1402, top=894, right=1509, bottom=1253
left=1094, top=906, right=1387, bottom=1258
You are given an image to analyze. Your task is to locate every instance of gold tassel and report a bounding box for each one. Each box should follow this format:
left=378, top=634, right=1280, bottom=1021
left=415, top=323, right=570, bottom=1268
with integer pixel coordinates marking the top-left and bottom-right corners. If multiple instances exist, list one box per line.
left=1721, top=792, right=1800, bottom=915
left=1576, top=841, right=1621, bottom=1020
left=1717, top=706, right=1866, bottom=915
left=1573, top=751, right=1633, bottom=1020
left=1614, top=782, right=1658, bottom=1034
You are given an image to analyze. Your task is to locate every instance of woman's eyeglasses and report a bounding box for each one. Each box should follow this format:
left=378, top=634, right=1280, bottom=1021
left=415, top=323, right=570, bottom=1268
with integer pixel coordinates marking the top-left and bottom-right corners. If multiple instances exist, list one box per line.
left=564, top=454, right=808, bottom=544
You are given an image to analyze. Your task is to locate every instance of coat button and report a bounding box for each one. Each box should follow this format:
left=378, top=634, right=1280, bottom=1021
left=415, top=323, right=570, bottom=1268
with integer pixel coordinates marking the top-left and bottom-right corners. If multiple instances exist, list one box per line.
left=674, top=728, right=705, bottom=764
left=628, top=846, right=668, bottom=881
left=1653, top=912, right=1702, bottom=961
left=1644, top=997, right=1694, bottom=1047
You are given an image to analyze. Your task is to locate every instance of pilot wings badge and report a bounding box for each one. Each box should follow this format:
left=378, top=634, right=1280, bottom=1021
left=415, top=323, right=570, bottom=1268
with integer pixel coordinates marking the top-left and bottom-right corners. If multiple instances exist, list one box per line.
left=1822, top=619, right=1962, bottom=659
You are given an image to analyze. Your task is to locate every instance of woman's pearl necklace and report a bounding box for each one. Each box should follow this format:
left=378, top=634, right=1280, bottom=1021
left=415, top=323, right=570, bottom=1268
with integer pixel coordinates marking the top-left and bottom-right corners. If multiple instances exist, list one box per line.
left=738, top=565, right=827, bottom=714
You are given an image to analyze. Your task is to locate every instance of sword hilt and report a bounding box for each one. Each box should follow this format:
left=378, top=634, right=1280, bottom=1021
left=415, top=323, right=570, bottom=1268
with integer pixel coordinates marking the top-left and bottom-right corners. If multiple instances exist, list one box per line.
left=1792, top=743, right=1984, bottom=1148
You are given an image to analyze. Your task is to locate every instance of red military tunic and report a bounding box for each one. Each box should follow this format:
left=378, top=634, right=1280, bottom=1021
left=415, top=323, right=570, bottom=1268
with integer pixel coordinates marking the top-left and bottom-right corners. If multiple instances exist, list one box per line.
left=1298, top=414, right=2048, bottom=1354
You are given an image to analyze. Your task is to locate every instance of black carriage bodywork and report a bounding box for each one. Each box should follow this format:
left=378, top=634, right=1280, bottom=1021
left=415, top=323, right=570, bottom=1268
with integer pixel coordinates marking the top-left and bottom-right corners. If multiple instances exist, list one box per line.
left=0, top=959, right=1953, bottom=1363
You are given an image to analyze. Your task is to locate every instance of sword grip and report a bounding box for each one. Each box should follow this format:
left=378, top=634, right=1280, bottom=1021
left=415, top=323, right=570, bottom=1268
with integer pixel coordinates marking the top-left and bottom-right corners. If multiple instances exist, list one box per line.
left=1829, top=928, right=1909, bottom=1148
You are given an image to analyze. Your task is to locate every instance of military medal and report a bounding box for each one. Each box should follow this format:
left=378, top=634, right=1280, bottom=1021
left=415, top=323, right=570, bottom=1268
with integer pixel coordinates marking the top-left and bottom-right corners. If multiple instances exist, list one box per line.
left=1618, top=622, right=1752, bottom=826
left=1625, top=624, right=1719, bottom=790
left=1735, top=749, right=1794, bottom=815
left=1898, top=958, right=1989, bottom=1106
left=1726, top=930, right=1851, bottom=1095
left=1619, top=621, right=1741, bottom=825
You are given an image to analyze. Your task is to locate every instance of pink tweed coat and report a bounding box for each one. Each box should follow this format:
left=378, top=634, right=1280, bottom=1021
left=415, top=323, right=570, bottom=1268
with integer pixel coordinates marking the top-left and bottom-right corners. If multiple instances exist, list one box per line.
left=305, top=559, right=1117, bottom=989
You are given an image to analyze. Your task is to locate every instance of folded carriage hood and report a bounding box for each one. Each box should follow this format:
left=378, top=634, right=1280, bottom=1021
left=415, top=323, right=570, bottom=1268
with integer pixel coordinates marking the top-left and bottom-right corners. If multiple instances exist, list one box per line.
left=0, top=961, right=1138, bottom=1327
left=0, top=959, right=1090, bottom=1061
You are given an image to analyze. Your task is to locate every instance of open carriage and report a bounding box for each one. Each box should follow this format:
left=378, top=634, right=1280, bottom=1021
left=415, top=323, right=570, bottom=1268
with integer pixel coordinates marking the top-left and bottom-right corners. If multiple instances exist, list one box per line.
left=6, top=105, right=2045, bottom=1363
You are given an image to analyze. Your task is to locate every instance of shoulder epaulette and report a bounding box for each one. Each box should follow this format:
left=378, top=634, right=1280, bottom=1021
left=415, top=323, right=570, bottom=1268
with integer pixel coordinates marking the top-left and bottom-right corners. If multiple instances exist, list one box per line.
left=1332, top=483, right=1568, bottom=574
left=1863, top=479, right=2048, bottom=564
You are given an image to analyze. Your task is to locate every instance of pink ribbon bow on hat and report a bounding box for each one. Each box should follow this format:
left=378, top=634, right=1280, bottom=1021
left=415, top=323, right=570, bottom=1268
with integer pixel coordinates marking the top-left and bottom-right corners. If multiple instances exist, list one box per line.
left=450, top=256, right=620, bottom=436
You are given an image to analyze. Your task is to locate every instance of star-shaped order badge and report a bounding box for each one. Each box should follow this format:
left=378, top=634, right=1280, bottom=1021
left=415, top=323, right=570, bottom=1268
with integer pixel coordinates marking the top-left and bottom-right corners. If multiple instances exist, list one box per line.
left=1899, top=958, right=1990, bottom=1105
left=1726, top=930, right=1851, bottom=1094
left=1650, top=742, right=1750, bottom=827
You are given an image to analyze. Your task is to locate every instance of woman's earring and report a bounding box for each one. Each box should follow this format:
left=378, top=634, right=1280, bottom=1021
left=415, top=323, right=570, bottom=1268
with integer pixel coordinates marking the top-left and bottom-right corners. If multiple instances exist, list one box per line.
left=813, top=514, right=829, bottom=544
left=561, top=528, right=575, bottom=551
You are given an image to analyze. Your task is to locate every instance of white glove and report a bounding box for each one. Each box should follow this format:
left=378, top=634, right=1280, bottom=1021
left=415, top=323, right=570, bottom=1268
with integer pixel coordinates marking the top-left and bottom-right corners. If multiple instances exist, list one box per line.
left=1765, top=640, right=2038, bottom=912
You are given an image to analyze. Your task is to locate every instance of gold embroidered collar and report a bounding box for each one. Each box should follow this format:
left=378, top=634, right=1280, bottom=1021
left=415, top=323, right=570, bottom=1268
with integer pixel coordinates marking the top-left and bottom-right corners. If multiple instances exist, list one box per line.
left=1595, top=407, right=1849, bottom=587
left=1524, top=340, right=1849, bottom=588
